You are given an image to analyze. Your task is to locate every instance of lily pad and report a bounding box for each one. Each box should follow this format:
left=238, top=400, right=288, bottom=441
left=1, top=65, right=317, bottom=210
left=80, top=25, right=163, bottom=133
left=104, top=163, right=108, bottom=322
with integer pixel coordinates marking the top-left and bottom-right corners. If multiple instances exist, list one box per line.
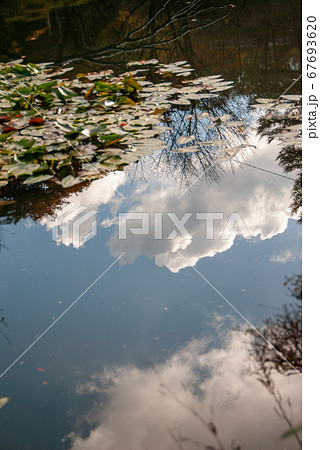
left=23, top=174, right=54, bottom=185
left=61, top=175, right=82, bottom=188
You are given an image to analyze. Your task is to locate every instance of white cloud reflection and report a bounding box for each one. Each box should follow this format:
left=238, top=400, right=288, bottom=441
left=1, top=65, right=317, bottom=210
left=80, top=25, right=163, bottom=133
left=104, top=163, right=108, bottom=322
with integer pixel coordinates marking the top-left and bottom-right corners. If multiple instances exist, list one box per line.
left=39, top=136, right=294, bottom=270
left=39, top=172, right=126, bottom=247
left=270, top=249, right=299, bottom=264
left=68, top=331, right=301, bottom=450
left=106, top=137, right=294, bottom=272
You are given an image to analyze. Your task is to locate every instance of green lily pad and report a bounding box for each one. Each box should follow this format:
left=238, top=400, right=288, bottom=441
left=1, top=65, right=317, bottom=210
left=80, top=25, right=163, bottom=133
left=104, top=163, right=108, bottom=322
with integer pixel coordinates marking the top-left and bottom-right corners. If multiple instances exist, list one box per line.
left=17, top=138, right=37, bottom=149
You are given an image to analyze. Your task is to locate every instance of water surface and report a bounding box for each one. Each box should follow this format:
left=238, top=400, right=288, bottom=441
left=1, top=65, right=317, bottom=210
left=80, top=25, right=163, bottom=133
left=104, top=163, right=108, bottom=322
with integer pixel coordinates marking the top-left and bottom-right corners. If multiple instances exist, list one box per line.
left=0, top=1, right=302, bottom=449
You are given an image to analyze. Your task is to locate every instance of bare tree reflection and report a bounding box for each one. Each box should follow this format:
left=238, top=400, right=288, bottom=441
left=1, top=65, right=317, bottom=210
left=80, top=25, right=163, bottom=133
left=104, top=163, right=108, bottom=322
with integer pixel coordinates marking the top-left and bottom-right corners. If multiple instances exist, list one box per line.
left=162, top=275, right=302, bottom=449
left=277, top=144, right=301, bottom=220
left=257, top=103, right=302, bottom=221
left=0, top=0, right=301, bottom=97
left=133, top=93, right=253, bottom=188
left=0, top=179, right=89, bottom=225
left=247, top=299, right=301, bottom=374
left=61, top=0, right=233, bottom=66
left=246, top=274, right=302, bottom=446
left=152, top=362, right=241, bottom=450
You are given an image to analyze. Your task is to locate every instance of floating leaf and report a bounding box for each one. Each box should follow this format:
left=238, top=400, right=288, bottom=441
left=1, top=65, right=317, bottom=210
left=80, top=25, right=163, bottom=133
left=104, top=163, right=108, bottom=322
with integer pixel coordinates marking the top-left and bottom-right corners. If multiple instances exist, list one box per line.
left=0, top=116, right=11, bottom=124
left=17, top=138, right=37, bottom=149
left=55, top=120, right=76, bottom=132
left=17, top=86, right=34, bottom=95
left=217, top=114, right=232, bottom=122
left=198, top=139, right=227, bottom=146
left=29, top=118, right=45, bottom=126
left=13, top=64, right=32, bottom=76
left=177, top=135, right=195, bottom=145
left=123, top=76, right=142, bottom=91
left=2, top=126, right=17, bottom=133
left=23, top=174, right=54, bottom=185
left=170, top=99, right=190, bottom=106
left=170, top=146, right=200, bottom=153
left=250, top=103, right=273, bottom=109
left=84, top=85, right=95, bottom=99
left=0, top=59, right=246, bottom=190
left=8, top=163, right=41, bottom=176
left=37, top=80, right=58, bottom=91
left=61, top=175, right=82, bottom=188
left=224, top=121, right=247, bottom=128
left=255, top=98, right=276, bottom=104
left=216, top=145, right=246, bottom=162
left=0, top=132, right=15, bottom=142
left=87, top=123, right=107, bottom=136
left=65, top=130, right=80, bottom=140
left=0, top=397, right=10, bottom=409
left=57, top=85, right=77, bottom=97
left=280, top=95, right=302, bottom=102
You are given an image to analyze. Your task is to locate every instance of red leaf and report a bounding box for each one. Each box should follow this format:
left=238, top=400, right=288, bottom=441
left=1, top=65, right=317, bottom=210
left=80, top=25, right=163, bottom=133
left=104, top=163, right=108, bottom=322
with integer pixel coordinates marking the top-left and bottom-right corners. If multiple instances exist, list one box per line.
left=29, top=117, right=45, bottom=126
left=2, top=126, right=17, bottom=134
left=0, top=116, right=11, bottom=125
left=120, top=123, right=127, bottom=126
left=36, top=367, right=46, bottom=372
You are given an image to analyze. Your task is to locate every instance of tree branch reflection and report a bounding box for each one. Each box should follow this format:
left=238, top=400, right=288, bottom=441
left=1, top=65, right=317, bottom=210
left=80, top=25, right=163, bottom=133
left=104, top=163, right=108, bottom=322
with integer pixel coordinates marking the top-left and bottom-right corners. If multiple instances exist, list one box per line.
left=246, top=274, right=302, bottom=446
left=256, top=100, right=302, bottom=221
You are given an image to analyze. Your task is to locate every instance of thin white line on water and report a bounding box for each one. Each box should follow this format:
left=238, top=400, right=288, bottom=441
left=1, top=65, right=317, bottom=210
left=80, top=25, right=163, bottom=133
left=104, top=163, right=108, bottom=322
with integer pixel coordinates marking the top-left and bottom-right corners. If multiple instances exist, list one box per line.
left=0, top=253, right=125, bottom=379
left=177, top=251, right=302, bottom=377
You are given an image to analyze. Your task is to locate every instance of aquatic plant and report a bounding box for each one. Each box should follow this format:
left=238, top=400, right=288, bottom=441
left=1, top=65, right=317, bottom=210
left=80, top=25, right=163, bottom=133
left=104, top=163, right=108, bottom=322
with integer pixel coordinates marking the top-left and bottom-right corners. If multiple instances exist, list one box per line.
left=0, top=59, right=248, bottom=190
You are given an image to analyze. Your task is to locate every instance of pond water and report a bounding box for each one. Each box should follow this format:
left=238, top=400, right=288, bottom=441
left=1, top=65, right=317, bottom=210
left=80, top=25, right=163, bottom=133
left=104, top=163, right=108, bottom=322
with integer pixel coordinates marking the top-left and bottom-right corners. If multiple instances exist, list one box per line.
left=0, top=1, right=302, bottom=449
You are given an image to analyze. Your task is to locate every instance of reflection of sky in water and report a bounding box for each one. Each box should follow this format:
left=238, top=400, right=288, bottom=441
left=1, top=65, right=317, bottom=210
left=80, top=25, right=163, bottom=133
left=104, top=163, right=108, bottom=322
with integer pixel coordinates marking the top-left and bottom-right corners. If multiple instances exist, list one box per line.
left=69, top=331, right=301, bottom=450
left=0, top=125, right=301, bottom=448
left=0, top=0, right=302, bottom=445
left=40, top=131, right=298, bottom=272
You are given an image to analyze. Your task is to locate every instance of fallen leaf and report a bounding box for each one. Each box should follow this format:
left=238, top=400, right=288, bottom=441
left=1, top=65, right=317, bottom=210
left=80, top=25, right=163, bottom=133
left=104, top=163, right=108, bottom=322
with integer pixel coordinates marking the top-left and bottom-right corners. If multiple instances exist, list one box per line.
left=0, top=116, right=10, bottom=124
left=0, top=397, right=10, bottom=409
left=29, top=118, right=45, bottom=126
left=2, top=126, right=17, bottom=133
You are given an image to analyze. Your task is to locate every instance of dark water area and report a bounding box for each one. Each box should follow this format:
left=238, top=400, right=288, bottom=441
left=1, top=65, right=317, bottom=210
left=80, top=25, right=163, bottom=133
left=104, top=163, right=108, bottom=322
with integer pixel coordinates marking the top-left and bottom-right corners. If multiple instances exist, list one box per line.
left=0, top=0, right=301, bottom=94
left=0, top=1, right=301, bottom=449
